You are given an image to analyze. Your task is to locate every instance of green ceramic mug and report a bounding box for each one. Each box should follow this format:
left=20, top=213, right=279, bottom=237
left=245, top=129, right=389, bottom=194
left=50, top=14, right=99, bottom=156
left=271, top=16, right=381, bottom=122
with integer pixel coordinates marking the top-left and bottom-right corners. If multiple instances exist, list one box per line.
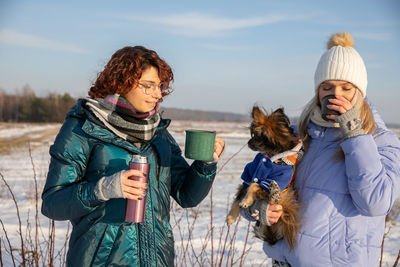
left=185, top=129, right=216, bottom=161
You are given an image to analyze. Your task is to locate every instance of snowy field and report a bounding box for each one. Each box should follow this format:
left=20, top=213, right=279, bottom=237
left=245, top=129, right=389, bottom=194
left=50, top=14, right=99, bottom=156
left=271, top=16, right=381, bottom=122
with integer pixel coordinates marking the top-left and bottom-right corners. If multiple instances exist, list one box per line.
left=0, top=121, right=399, bottom=266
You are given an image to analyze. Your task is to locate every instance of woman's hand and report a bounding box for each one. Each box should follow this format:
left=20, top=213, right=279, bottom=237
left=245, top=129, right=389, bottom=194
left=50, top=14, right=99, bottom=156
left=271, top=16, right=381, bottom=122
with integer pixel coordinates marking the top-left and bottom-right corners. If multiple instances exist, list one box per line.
left=325, top=95, right=353, bottom=121
left=213, top=136, right=225, bottom=161
left=120, top=169, right=148, bottom=200
left=267, top=204, right=283, bottom=224
left=245, top=201, right=283, bottom=225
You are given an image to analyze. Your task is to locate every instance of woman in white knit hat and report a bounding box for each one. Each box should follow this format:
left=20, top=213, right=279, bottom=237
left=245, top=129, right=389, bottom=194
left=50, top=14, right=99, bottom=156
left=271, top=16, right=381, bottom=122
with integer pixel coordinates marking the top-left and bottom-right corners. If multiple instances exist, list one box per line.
left=243, top=32, right=400, bottom=266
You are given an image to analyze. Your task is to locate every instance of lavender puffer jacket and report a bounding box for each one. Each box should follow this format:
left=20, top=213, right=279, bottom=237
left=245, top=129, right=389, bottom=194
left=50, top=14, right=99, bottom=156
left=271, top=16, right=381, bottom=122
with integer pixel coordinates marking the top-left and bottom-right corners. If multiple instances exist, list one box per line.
left=262, top=103, right=400, bottom=267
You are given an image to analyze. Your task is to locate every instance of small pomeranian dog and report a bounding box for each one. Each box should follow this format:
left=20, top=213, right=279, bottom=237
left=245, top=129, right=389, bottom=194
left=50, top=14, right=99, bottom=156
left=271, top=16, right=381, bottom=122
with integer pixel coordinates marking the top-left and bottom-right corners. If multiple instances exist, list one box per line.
left=226, top=105, right=302, bottom=249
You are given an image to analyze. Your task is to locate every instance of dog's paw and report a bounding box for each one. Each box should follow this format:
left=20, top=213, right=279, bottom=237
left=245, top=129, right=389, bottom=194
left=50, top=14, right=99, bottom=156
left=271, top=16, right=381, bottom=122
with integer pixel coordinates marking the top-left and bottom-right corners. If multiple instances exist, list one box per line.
left=239, top=198, right=253, bottom=208
left=251, top=209, right=260, bottom=220
left=226, top=215, right=236, bottom=225
left=269, top=181, right=281, bottom=204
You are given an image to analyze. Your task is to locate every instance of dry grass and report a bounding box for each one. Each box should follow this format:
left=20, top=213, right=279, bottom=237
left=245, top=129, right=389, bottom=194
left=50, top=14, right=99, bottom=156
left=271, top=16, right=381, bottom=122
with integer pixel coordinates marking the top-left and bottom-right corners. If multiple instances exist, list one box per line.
left=0, top=123, right=60, bottom=154
left=0, top=144, right=70, bottom=267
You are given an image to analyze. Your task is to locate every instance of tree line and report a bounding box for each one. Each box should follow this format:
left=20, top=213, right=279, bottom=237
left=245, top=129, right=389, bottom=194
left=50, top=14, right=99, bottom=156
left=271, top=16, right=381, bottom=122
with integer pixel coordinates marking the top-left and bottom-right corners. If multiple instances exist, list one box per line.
left=0, top=85, right=76, bottom=123
left=0, top=84, right=250, bottom=123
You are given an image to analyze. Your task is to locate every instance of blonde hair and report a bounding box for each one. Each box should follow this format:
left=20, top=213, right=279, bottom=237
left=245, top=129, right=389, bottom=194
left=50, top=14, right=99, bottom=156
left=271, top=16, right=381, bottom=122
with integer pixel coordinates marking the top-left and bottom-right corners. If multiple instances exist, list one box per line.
left=298, top=89, right=376, bottom=155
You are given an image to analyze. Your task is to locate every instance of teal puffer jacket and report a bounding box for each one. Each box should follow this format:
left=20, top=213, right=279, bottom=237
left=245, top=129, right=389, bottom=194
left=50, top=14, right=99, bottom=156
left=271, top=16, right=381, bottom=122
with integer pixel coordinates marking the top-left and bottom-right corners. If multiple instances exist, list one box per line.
left=41, top=100, right=217, bottom=267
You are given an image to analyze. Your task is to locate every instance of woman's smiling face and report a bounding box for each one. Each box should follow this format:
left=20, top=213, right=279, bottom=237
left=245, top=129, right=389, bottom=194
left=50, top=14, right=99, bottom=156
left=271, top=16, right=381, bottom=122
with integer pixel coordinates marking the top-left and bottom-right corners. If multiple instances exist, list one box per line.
left=124, top=66, right=162, bottom=113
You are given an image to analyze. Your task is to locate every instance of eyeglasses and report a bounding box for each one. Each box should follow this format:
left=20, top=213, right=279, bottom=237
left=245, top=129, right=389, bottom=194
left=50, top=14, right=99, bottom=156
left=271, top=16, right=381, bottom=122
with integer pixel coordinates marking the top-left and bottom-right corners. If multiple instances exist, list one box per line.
left=138, top=82, right=170, bottom=95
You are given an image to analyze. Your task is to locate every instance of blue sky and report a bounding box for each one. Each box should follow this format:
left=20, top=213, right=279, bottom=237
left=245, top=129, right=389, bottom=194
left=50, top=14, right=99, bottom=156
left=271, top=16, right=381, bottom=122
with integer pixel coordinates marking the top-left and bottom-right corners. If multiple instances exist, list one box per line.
left=1, top=0, right=399, bottom=123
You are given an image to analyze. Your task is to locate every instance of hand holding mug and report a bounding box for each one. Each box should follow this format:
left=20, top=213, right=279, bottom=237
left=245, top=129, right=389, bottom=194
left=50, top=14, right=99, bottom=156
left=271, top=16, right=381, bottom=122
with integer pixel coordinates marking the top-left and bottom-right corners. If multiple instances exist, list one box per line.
left=213, top=136, right=225, bottom=161
left=321, top=95, right=353, bottom=121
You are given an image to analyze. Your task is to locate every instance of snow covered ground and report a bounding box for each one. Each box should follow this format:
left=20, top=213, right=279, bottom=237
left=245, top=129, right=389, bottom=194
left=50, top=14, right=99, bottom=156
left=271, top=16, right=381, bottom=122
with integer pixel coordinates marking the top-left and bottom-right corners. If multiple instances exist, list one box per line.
left=0, top=123, right=60, bottom=140
left=0, top=121, right=399, bottom=266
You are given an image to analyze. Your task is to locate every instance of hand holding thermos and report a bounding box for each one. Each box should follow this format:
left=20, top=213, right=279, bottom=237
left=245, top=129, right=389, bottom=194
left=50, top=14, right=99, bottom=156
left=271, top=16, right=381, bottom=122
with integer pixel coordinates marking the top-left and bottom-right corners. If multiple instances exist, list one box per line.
left=120, top=171, right=147, bottom=200
left=123, top=155, right=149, bottom=223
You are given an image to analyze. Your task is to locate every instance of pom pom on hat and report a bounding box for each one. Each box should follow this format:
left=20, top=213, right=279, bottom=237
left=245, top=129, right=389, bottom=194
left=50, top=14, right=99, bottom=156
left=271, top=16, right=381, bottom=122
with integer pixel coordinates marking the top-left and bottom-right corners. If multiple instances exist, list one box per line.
left=327, top=32, right=354, bottom=49
left=314, top=32, right=367, bottom=97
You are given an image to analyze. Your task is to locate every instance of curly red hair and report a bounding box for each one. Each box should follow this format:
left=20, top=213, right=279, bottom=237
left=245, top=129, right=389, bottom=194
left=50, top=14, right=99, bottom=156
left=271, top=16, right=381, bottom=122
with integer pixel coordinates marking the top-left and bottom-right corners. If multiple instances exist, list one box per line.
left=89, top=46, right=174, bottom=99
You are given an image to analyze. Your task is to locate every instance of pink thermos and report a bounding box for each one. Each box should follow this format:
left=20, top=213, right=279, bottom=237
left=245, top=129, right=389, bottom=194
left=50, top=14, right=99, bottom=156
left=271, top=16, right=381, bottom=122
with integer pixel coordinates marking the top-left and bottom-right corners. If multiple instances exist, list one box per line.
left=125, top=155, right=150, bottom=223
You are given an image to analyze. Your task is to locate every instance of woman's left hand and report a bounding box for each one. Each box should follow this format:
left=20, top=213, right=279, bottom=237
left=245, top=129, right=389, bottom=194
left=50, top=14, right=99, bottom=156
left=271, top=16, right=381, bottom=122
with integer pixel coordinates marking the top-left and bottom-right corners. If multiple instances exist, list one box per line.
left=213, top=136, right=225, bottom=161
left=267, top=204, right=283, bottom=224
left=326, top=95, right=353, bottom=121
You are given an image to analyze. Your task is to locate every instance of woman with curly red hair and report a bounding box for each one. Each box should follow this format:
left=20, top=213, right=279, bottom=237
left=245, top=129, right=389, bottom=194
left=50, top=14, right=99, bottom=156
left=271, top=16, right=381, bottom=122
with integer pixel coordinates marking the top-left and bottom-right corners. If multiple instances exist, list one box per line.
left=41, top=46, right=225, bottom=266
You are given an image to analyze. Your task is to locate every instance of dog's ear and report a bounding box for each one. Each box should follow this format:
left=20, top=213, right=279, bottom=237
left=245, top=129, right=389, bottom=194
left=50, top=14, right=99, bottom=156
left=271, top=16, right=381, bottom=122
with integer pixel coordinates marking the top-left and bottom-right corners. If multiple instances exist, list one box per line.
left=251, top=106, right=261, bottom=119
left=251, top=105, right=267, bottom=124
left=272, top=107, right=290, bottom=126
left=275, top=107, right=285, bottom=115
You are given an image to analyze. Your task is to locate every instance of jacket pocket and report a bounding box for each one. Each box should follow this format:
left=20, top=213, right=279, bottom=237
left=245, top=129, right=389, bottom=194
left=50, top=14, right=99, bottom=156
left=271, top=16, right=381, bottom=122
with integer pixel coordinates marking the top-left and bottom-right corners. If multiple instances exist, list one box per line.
left=345, top=215, right=367, bottom=246
left=69, top=207, right=105, bottom=247
left=67, top=223, right=110, bottom=267
left=91, top=224, right=119, bottom=267
left=287, top=233, right=330, bottom=266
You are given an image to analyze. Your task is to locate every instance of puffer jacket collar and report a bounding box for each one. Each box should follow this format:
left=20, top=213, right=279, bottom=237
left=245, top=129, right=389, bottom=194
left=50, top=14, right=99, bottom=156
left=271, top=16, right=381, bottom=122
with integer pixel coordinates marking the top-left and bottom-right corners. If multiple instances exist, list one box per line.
left=307, top=121, right=342, bottom=142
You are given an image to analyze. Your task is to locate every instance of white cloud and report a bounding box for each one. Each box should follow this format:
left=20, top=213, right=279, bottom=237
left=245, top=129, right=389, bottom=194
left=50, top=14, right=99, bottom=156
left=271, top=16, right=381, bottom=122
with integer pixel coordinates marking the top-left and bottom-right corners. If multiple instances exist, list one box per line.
left=0, top=29, right=87, bottom=54
left=119, top=12, right=309, bottom=37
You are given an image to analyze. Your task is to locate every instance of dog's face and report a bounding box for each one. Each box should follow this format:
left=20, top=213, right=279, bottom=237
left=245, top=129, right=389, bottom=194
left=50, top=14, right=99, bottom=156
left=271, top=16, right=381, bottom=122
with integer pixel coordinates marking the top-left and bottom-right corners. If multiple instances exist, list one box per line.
left=248, top=106, right=297, bottom=156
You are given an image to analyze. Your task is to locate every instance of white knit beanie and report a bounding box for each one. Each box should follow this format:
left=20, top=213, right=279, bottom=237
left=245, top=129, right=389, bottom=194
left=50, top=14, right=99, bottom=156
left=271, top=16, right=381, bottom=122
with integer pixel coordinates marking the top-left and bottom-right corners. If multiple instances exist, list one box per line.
left=314, top=32, right=367, bottom=97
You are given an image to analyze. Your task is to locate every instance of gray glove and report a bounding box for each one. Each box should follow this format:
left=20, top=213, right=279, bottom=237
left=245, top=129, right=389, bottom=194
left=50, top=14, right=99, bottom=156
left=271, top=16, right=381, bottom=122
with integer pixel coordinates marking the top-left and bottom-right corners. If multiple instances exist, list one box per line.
left=336, top=107, right=364, bottom=139
left=94, top=172, right=124, bottom=201
left=243, top=200, right=271, bottom=226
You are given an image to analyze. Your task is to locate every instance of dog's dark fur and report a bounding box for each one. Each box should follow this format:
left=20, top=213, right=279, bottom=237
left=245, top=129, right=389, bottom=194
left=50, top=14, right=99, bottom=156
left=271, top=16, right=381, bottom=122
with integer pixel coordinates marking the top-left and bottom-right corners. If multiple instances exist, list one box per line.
left=226, top=106, right=301, bottom=249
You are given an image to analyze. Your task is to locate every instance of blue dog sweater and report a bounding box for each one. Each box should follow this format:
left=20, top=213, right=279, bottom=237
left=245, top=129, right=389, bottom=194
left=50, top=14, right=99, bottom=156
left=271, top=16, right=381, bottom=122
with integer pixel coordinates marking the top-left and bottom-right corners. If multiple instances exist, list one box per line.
left=241, top=153, right=295, bottom=192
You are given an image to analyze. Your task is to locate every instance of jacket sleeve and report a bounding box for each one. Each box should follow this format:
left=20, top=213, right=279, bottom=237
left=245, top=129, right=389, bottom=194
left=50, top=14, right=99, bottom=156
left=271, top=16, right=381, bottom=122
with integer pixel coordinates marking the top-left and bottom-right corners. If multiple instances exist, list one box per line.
left=240, top=208, right=256, bottom=222
left=41, top=118, right=104, bottom=221
left=167, top=132, right=217, bottom=208
left=262, top=239, right=289, bottom=263
left=341, top=106, right=400, bottom=216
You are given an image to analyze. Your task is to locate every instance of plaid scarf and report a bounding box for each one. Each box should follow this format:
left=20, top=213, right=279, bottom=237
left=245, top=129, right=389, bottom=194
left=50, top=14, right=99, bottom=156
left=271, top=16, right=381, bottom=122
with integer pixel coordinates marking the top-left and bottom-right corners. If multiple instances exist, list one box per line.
left=85, top=94, right=160, bottom=147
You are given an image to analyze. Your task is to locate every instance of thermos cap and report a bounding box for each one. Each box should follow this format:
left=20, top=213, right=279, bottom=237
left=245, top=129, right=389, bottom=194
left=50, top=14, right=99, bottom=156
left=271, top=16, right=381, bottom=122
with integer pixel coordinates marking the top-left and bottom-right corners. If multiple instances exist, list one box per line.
left=131, top=155, right=148, bottom=164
